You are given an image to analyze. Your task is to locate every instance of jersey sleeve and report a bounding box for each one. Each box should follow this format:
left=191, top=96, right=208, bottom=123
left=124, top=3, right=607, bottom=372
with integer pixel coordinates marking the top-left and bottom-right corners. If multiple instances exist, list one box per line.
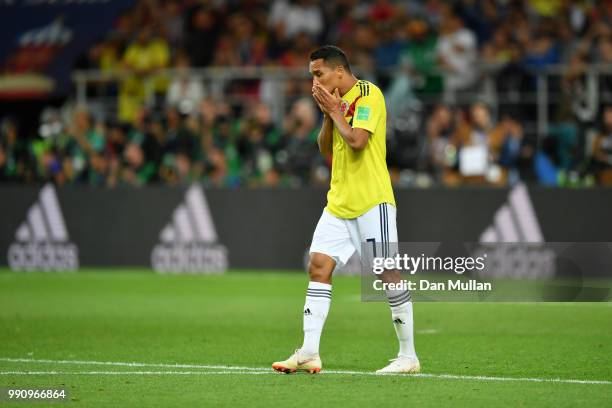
left=351, top=92, right=381, bottom=134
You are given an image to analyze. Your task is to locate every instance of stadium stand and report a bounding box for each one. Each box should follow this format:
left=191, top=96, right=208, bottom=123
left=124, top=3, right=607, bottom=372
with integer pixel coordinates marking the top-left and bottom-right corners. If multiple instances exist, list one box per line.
left=1, top=0, right=611, bottom=187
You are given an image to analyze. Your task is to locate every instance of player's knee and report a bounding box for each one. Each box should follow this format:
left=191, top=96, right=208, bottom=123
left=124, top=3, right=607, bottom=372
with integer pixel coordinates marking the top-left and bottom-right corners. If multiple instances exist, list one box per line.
left=308, top=253, right=334, bottom=283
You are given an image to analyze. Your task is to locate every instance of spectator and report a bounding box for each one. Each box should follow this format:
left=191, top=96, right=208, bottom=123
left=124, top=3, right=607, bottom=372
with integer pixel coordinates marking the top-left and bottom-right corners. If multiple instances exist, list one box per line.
left=278, top=98, right=319, bottom=185
left=236, top=102, right=282, bottom=185
left=238, top=123, right=276, bottom=185
left=228, top=14, right=267, bottom=66
left=373, top=22, right=405, bottom=70
left=466, top=102, right=493, bottom=149
left=166, top=53, right=205, bottom=115
left=454, top=102, right=494, bottom=185
left=436, top=10, right=478, bottom=104
left=184, top=7, right=219, bottom=67
left=325, top=0, right=359, bottom=44
left=268, top=0, right=324, bottom=40
left=460, top=0, right=500, bottom=45
left=163, top=107, right=195, bottom=157
left=87, top=34, right=124, bottom=75
left=69, top=108, right=106, bottom=156
left=0, top=119, right=30, bottom=182
left=122, top=142, right=156, bottom=186
left=106, top=121, right=128, bottom=160
left=591, top=105, right=612, bottom=185
left=212, top=34, right=241, bottom=66
left=522, top=33, right=561, bottom=71
left=548, top=118, right=579, bottom=173
left=369, top=0, right=398, bottom=24
left=425, top=104, right=458, bottom=184
left=400, top=18, right=441, bottom=97
left=159, top=0, right=185, bottom=51
left=494, top=41, right=532, bottom=121
left=210, top=106, right=242, bottom=185
left=141, top=115, right=166, bottom=172
left=488, top=114, right=524, bottom=185
left=119, top=26, right=170, bottom=122
left=87, top=153, right=110, bottom=187
left=159, top=150, right=195, bottom=186
left=595, top=36, right=612, bottom=105
left=559, top=52, right=598, bottom=126
left=278, top=32, right=314, bottom=68
left=527, top=0, right=565, bottom=19
left=534, top=136, right=560, bottom=186
left=481, top=28, right=513, bottom=64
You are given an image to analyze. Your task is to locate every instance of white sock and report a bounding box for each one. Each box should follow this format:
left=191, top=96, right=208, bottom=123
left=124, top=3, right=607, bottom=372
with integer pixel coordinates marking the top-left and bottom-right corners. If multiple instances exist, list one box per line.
left=386, top=289, right=417, bottom=359
left=301, top=281, right=332, bottom=356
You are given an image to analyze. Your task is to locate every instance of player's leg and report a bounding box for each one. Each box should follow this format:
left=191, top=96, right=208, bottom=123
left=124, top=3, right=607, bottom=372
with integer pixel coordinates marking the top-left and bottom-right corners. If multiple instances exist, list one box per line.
left=300, top=252, right=334, bottom=359
left=272, top=210, right=355, bottom=374
left=353, top=203, right=420, bottom=373
left=272, top=253, right=334, bottom=374
left=376, top=268, right=420, bottom=373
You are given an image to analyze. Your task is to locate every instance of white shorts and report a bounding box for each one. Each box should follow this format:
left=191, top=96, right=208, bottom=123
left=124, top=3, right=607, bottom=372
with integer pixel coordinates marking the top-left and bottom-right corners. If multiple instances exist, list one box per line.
left=309, top=203, right=398, bottom=268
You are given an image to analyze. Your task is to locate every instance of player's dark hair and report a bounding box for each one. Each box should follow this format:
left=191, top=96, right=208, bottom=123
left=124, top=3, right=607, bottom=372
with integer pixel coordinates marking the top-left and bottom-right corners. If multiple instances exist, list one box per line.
left=309, top=45, right=351, bottom=73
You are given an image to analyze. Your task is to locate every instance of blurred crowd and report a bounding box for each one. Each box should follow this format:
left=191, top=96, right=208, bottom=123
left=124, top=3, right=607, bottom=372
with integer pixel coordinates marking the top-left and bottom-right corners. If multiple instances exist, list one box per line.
left=0, top=99, right=325, bottom=187
left=1, top=0, right=612, bottom=187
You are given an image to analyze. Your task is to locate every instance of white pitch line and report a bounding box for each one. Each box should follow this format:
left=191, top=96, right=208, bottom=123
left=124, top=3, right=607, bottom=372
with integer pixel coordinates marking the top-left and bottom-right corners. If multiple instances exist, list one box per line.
left=0, top=357, right=610, bottom=385
left=321, top=370, right=612, bottom=384
left=0, top=371, right=273, bottom=376
left=393, top=373, right=612, bottom=385
left=0, top=358, right=263, bottom=372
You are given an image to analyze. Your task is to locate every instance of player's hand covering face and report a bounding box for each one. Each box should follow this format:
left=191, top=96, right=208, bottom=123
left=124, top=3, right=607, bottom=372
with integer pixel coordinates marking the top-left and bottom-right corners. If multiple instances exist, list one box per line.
left=310, top=58, right=342, bottom=114
left=312, top=83, right=341, bottom=116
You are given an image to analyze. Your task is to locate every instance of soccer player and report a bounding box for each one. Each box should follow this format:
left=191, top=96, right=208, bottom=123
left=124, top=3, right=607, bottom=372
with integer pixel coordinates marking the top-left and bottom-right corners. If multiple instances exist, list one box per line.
left=272, top=45, right=420, bottom=374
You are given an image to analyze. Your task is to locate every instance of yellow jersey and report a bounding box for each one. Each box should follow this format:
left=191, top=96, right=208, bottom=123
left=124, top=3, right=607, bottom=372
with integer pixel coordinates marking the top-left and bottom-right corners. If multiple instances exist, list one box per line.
left=326, top=79, right=395, bottom=219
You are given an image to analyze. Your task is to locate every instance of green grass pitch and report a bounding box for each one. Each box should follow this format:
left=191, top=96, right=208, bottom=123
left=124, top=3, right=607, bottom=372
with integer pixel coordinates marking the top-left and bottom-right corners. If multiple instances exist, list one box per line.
left=0, top=269, right=611, bottom=407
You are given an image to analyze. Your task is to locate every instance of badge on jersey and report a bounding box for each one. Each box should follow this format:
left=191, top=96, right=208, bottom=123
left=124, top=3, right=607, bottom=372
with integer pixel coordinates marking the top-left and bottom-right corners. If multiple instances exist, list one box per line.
left=356, top=106, right=371, bottom=121
left=340, top=100, right=349, bottom=114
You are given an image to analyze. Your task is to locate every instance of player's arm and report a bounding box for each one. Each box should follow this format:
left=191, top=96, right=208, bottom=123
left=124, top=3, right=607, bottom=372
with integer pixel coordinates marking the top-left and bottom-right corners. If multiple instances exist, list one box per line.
left=313, top=84, right=369, bottom=151
left=316, top=114, right=333, bottom=156
left=327, top=110, right=369, bottom=151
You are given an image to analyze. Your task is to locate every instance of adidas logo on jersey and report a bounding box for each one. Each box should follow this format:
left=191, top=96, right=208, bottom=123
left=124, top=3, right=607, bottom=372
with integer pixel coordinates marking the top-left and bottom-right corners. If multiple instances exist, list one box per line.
left=393, top=318, right=405, bottom=324
left=151, top=184, right=228, bottom=274
left=474, top=183, right=555, bottom=279
left=7, top=184, right=78, bottom=271
left=304, top=308, right=312, bottom=316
